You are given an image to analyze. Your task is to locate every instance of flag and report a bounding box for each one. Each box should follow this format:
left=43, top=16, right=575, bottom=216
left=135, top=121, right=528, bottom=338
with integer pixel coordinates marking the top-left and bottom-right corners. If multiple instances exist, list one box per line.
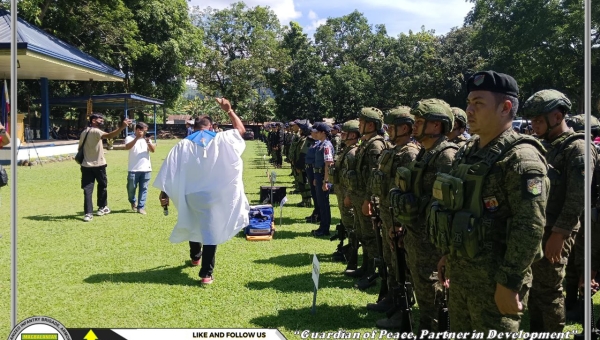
left=3, top=80, right=9, bottom=133
left=280, top=196, right=288, bottom=208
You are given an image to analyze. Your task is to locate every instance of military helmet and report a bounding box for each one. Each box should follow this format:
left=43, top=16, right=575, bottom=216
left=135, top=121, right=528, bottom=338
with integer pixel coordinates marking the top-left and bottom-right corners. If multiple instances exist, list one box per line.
left=411, top=98, right=455, bottom=134
left=359, top=107, right=384, bottom=130
left=566, top=114, right=600, bottom=132
left=451, top=107, right=467, bottom=128
left=522, top=89, right=572, bottom=119
left=385, top=106, right=414, bottom=126
left=342, top=119, right=360, bottom=134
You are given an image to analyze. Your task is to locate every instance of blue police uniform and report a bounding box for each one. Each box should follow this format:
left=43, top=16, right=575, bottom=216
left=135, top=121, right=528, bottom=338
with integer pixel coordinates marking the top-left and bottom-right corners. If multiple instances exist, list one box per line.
left=305, top=138, right=320, bottom=219
left=313, top=139, right=334, bottom=235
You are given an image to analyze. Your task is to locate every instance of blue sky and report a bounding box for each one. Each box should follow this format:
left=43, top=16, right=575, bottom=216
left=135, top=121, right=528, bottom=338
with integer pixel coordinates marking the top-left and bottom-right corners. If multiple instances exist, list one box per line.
left=188, top=0, right=475, bottom=38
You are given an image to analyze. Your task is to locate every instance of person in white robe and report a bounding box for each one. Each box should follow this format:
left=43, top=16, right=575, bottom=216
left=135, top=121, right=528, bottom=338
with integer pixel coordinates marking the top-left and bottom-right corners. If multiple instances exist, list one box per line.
left=153, top=98, right=249, bottom=284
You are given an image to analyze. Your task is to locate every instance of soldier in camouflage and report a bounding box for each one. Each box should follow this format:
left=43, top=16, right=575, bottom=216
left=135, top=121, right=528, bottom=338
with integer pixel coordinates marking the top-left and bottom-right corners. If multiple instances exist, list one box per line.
left=331, top=124, right=342, bottom=155
left=522, top=90, right=597, bottom=332
left=366, top=106, right=421, bottom=329
left=331, top=120, right=361, bottom=271
left=433, top=70, right=549, bottom=332
left=389, top=98, right=457, bottom=332
left=344, top=107, right=388, bottom=290
left=565, top=114, right=600, bottom=321
left=447, top=107, right=469, bottom=148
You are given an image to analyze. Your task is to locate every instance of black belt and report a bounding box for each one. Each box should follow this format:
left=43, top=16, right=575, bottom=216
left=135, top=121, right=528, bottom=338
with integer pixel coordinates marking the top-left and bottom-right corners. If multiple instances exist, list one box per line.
left=314, top=168, right=323, bottom=174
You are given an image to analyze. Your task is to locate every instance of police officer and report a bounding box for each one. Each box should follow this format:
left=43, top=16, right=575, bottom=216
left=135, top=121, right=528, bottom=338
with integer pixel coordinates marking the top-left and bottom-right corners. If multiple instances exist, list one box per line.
left=288, top=121, right=302, bottom=194
left=331, top=120, right=361, bottom=271
left=432, top=71, right=549, bottom=332
left=312, top=122, right=335, bottom=236
left=388, top=98, right=458, bottom=332
left=305, top=125, right=321, bottom=222
left=522, top=90, right=597, bottom=332
left=274, top=123, right=285, bottom=168
left=367, top=106, right=421, bottom=328
left=345, top=108, right=388, bottom=290
left=447, top=107, right=469, bottom=148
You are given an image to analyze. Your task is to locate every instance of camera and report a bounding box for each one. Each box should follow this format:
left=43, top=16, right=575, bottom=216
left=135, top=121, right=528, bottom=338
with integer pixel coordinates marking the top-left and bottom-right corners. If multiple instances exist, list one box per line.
left=145, top=133, right=153, bottom=139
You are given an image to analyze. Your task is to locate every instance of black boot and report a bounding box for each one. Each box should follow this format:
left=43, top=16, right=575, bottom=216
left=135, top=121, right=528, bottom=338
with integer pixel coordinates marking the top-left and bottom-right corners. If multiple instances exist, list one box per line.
left=367, top=290, right=394, bottom=313
left=346, top=251, right=367, bottom=277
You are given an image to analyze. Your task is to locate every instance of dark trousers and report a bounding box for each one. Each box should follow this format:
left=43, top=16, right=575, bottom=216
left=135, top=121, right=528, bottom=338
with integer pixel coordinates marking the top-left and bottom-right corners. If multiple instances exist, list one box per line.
left=189, top=241, right=217, bottom=277
left=81, top=165, right=108, bottom=214
left=306, top=166, right=319, bottom=217
left=314, top=173, right=331, bottom=233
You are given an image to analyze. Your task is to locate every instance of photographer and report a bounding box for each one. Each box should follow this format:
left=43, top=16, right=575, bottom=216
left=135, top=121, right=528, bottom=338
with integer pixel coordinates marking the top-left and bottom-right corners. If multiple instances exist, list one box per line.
left=154, top=98, right=249, bottom=285
left=124, top=122, right=155, bottom=215
left=79, top=113, right=131, bottom=222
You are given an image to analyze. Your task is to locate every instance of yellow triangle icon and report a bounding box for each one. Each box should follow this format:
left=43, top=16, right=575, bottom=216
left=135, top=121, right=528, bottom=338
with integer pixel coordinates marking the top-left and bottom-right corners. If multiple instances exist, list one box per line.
left=83, top=329, right=98, bottom=340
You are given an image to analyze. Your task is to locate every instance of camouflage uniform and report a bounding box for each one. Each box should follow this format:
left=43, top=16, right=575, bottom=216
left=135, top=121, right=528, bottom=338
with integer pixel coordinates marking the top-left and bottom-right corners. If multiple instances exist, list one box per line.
left=346, top=108, right=388, bottom=287
left=450, top=107, right=469, bottom=148
left=331, top=131, right=342, bottom=156
left=332, top=121, right=359, bottom=235
left=565, top=114, right=600, bottom=321
left=367, top=107, right=421, bottom=320
left=427, top=71, right=548, bottom=332
left=522, top=91, right=597, bottom=332
left=390, top=99, right=457, bottom=331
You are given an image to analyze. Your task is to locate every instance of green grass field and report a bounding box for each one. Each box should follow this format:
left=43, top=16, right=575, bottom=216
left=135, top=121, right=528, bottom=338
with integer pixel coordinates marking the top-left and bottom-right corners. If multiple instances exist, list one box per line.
left=0, top=138, right=592, bottom=339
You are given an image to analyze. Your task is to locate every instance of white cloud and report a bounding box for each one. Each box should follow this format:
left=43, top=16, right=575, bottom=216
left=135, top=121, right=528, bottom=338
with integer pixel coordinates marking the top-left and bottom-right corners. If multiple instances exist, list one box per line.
left=188, top=0, right=302, bottom=24
left=303, top=10, right=327, bottom=34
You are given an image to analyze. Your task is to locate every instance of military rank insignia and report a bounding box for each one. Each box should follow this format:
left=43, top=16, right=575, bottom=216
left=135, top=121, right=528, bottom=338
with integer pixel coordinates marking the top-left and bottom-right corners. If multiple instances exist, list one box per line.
left=527, top=178, right=542, bottom=195
left=483, top=196, right=499, bottom=212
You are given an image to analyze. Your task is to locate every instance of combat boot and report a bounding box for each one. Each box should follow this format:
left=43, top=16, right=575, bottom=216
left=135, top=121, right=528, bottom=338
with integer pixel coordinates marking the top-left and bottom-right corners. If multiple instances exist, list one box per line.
left=345, top=252, right=367, bottom=277
left=355, top=260, right=377, bottom=290
left=366, top=291, right=394, bottom=313
left=375, top=310, right=406, bottom=329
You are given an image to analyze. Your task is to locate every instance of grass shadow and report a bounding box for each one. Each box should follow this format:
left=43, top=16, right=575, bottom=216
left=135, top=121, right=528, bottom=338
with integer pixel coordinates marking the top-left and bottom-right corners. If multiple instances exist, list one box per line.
left=254, top=252, right=343, bottom=267
left=84, top=264, right=199, bottom=287
left=23, top=213, right=82, bottom=222
left=24, top=209, right=134, bottom=222
left=246, top=272, right=375, bottom=293
left=250, top=305, right=383, bottom=332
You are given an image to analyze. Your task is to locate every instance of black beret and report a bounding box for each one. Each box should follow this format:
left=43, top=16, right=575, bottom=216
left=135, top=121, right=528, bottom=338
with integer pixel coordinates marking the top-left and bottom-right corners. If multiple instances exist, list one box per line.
left=467, top=70, right=519, bottom=98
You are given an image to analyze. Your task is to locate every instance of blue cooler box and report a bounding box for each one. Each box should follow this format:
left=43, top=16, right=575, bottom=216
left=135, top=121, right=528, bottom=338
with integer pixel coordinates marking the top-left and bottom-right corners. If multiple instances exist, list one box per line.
left=245, top=204, right=274, bottom=236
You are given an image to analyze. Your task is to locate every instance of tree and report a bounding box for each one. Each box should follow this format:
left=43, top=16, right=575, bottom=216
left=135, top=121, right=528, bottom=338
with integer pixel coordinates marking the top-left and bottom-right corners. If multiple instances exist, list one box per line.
left=190, top=2, right=287, bottom=118
left=465, top=0, right=600, bottom=113
left=269, top=22, right=322, bottom=122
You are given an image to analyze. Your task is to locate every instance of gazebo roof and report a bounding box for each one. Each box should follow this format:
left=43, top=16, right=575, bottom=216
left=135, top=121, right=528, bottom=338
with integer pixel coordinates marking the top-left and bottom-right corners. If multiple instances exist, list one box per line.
left=0, top=9, right=125, bottom=81
left=35, top=93, right=164, bottom=110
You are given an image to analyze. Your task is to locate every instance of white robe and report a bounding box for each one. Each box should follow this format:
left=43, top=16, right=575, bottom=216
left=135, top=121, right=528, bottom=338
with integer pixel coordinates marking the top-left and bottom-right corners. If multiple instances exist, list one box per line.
left=153, top=129, right=250, bottom=245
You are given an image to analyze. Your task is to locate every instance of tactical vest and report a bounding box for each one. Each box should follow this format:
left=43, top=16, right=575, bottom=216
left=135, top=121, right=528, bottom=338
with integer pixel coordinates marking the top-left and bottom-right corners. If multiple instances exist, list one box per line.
left=391, top=140, right=458, bottom=228
left=289, top=133, right=300, bottom=162
left=350, top=135, right=388, bottom=192
left=341, top=146, right=358, bottom=192
left=370, top=142, right=420, bottom=200
left=451, top=135, right=468, bottom=149
left=330, top=144, right=357, bottom=185
left=544, top=133, right=589, bottom=226
left=427, top=134, right=546, bottom=259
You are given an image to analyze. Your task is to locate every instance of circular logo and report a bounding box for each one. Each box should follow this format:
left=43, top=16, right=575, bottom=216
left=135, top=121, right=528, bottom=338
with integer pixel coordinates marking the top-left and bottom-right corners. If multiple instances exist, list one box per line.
left=7, top=316, right=72, bottom=340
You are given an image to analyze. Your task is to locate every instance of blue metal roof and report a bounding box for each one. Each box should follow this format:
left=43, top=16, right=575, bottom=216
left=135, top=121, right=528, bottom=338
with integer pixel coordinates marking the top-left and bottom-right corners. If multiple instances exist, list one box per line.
left=0, top=9, right=125, bottom=79
left=34, top=93, right=164, bottom=110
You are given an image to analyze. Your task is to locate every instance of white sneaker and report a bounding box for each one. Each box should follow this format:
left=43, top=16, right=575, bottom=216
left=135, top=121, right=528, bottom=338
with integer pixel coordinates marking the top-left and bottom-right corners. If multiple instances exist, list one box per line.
left=97, top=207, right=111, bottom=216
left=83, top=214, right=93, bottom=222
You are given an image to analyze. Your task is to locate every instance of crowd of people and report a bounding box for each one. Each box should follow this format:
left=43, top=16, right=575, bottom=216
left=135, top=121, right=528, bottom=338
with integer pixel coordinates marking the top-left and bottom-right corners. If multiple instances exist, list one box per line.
left=260, top=70, right=599, bottom=335
left=77, top=99, right=247, bottom=286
